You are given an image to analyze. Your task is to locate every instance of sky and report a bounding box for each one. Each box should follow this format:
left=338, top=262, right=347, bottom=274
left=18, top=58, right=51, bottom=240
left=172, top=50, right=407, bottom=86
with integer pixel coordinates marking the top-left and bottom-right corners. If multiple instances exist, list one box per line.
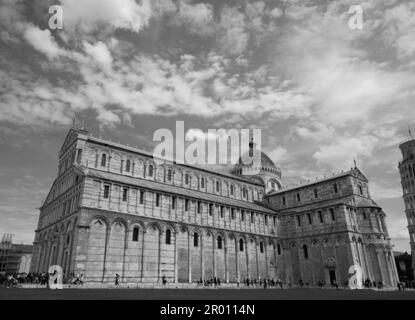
left=0, top=0, right=414, bottom=252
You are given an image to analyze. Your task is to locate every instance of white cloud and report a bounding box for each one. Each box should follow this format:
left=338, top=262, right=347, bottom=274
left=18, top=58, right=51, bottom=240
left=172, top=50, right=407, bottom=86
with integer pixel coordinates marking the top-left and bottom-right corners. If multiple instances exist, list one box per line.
left=217, top=6, right=249, bottom=55
left=60, top=0, right=152, bottom=34
left=173, top=0, right=214, bottom=35
left=313, top=136, right=377, bottom=169
left=24, top=26, right=63, bottom=59
left=370, top=181, right=403, bottom=200
left=83, top=41, right=113, bottom=69
left=381, top=1, right=415, bottom=60
left=268, top=146, right=287, bottom=165
left=387, top=217, right=410, bottom=241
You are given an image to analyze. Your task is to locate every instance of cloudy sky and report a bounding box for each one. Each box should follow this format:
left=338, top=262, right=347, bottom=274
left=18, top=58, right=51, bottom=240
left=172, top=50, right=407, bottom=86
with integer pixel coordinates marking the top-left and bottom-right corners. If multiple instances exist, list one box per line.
left=0, top=0, right=414, bottom=251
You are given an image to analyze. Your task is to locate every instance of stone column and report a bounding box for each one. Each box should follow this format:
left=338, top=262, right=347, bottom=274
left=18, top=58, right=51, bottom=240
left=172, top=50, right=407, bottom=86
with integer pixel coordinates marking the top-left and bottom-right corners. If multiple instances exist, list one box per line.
left=224, top=241, right=229, bottom=283
left=201, top=234, right=204, bottom=282
left=140, top=230, right=146, bottom=282
left=102, top=225, right=110, bottom=282
left=235, top=239, right=239, bottom=283
left=245, top=239, right=250, bottom=279
left=390, top=250, right=400, bottom=284
left=158, top=230, right=162, bottom=282
left=385, top=251, right=396, bottom=287
left=310, top=247, right=315, bottom=285
left=213, top=235, right=216, bottom=278
left=67, top=231, right=75, bottom=276
left=375, top=248, right=384, bottom=284
left=367, top=245, right=377, bottom=282
left=174, top=230, right=178, bottom=283
left=122, top=228, right=128, bottom=282
left=264, top=241, right=269, bottom=279
left=361, top=243, right=373, bottom=281
left=188, top=232, right=192, bottom=283
left=354, top=241, right=366, bottom=280
left=255, top=241, right=260, bottom=279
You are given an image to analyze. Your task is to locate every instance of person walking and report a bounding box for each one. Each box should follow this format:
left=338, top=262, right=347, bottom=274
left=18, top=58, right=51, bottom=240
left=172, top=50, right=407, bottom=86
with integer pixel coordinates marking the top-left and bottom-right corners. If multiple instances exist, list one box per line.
left=115, top=273, right=120, bottom=287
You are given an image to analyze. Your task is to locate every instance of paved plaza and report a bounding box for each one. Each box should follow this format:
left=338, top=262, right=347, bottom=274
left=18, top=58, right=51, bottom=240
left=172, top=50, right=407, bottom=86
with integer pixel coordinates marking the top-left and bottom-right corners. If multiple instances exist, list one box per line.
left=0, top=287, right=414, bottom=300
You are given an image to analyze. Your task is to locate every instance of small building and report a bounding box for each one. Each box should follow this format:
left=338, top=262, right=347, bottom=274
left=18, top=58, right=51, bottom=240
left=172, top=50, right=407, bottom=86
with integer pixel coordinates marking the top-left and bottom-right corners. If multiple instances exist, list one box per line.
left=394, top=251, right=414, bottom=284
left=0, top=234, right=33, bottom=274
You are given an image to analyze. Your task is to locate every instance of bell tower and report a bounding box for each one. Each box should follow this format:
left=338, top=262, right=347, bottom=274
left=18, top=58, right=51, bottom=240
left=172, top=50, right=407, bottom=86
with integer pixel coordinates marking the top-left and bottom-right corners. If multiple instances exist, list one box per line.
left=398, top=127, right=415, bottom=279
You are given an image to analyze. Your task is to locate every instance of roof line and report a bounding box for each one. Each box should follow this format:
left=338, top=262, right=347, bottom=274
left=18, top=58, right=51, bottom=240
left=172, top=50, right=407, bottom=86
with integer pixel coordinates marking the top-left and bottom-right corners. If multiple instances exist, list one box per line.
left=265, top=168, right=368, bottom=196
left=81, top=132, right=265, bottom=186
left=82, top=166, right=276, bottom=214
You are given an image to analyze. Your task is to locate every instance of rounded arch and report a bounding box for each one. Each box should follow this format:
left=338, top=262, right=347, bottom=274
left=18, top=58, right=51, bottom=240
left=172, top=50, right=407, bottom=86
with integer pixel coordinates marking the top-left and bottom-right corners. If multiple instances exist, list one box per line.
left=311, top=239, right=319, bottom=246
left=179, top=224, right=189, bottom=234
left=111, top=218, right=128, bottom=229
left=163, top=223, right=178, bottom=234
left=146, top=221, right=162, bottom=232
left=322, top=238, right=330, bottom=246
left=88, top=215, right=110, bottom=227
left=128, top=220, right=145, bottom=231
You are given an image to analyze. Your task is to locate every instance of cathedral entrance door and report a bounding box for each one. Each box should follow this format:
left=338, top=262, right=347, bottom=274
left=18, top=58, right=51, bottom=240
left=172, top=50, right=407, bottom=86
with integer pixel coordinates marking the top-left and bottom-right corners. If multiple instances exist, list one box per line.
left=329, top=270, right=337, bottom=285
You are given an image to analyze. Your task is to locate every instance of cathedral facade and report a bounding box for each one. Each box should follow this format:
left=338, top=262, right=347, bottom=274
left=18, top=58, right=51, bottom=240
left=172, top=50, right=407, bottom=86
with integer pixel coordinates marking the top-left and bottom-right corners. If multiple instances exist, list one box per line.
left=30, top=127, right=399, bottom=287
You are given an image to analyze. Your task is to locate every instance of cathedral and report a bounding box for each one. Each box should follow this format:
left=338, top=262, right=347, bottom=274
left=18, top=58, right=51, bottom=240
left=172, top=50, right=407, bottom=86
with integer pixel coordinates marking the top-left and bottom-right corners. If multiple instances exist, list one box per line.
left=30, top=125, right=399, bottom=288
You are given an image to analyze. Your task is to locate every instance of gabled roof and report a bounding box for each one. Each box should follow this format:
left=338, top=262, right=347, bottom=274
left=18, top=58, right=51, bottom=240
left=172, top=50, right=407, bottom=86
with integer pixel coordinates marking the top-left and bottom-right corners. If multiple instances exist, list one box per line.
left=78, top=166, right=276, bottom=214
left=59, top=128, right=84, bottom=157
left=277, top=195, right=380, bottom=214
left=265, top=167, right=369, bottom=196
left=84, top=134, right=265, bottom=187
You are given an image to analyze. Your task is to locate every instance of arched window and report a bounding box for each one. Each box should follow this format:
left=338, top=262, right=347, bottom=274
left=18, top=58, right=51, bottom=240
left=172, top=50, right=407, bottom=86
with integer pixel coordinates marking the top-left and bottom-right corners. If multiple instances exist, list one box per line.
left=277, top=244, right=281, bottom=255
left=126, top=159, right=131, bottom=172
left=132, top=227, right=139, bottom=242
left=314, top=188, right=318, bottom=199
left=239, top=239, right=244, bottom=251
left=166, top=229, right=171, bottom=245
left=260, top=241, right=264, bottom=253
left=167, top=169, right=172, bottom=181
left=216, top=181, right=220, bottom=192
left=217, top=236, right=222, bottom=249
left=185, top=173, right=189, bottom=185
left=201, top=177, right=205, bottom=188
left=148, top=164, right=153, bottom=177
left=230, top=185, right=234, bottom=195
left=194, top=233, right=199, bottom=247
left=303, top=244, right=309, bottom=259
left=101, top=154, right=106, bottom=167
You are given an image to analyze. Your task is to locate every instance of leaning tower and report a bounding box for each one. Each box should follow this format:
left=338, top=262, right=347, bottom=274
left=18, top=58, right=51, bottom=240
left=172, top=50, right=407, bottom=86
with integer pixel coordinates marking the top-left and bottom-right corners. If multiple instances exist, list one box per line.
left=398, top=133, right=415, bottom=278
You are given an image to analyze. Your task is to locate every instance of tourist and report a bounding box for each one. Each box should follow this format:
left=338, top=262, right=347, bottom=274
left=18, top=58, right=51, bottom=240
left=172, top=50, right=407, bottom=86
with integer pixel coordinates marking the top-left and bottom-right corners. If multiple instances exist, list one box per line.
left=115, top=273, right=120, bottom=287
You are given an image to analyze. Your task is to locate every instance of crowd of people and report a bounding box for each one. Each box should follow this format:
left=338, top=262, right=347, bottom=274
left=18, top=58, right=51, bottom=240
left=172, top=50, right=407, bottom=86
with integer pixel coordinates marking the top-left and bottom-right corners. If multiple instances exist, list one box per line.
left=194, top=277, right=284, bottom=289
left=0, top=271, right=85, bottom=288
left=0, top=272, right=49, bottom=288
left=2, top=270, right=415, bottom=291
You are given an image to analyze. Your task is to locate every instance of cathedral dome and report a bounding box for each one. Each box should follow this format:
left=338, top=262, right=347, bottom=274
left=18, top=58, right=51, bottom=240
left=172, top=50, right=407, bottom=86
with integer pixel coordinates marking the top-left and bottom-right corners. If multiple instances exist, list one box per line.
left=237, top=149, right=277, bottom=169
left=232, top=138, right=283, bottom=192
